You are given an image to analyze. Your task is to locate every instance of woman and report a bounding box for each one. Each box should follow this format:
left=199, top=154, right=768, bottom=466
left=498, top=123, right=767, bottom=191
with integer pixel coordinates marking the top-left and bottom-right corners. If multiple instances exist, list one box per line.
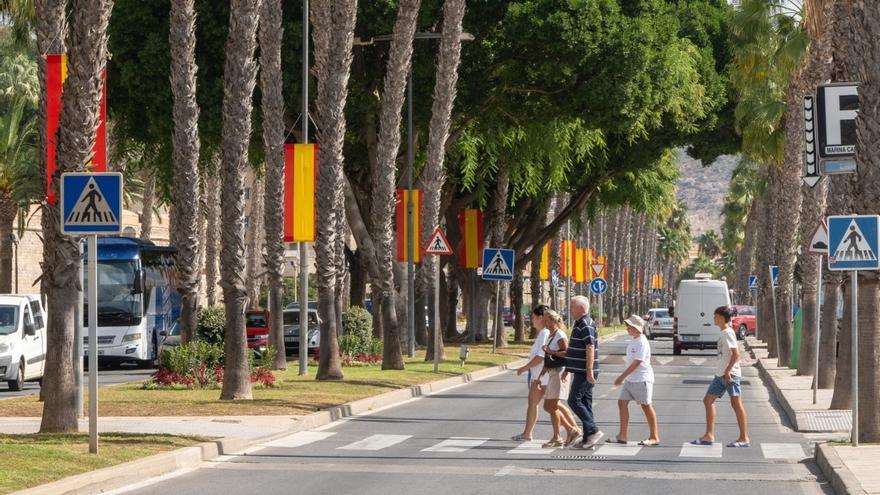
left=536, top=309, right=581, bottom=448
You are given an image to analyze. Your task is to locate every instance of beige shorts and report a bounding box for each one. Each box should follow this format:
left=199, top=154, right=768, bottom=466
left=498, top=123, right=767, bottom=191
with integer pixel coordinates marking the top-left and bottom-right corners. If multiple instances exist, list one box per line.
left=618, top=381, right=653, bottom=405
left=544, top=368, right=570, bottom=400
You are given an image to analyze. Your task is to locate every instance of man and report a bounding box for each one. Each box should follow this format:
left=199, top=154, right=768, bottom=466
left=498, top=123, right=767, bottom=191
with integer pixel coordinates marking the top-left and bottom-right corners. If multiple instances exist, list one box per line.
left=563, top=295, right=603, bottom=448
left=692, top=306, right=750, bottom=447
left=611, top=315, right=659, bottom=446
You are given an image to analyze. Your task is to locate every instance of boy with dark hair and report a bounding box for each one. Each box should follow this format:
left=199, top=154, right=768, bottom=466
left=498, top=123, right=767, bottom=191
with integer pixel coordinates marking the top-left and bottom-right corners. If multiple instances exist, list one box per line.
left=692, top=306, right=750, bottom=448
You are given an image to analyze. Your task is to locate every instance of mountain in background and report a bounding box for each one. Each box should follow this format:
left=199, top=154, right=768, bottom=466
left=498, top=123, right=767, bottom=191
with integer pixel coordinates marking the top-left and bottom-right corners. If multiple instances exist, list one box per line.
left=676, top=150, right=738, bottom=237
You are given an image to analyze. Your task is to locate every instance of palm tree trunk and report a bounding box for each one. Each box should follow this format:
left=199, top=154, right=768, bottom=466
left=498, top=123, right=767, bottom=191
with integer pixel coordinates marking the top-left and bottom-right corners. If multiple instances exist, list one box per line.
left=218, top=0, right=261, bottom=401
left=818, top=273, right=839, bottom=389
left=372, top=0, right=421, bottom=370
left=245, top=173, right=264, bottom=309
left=0, top=192, right=16, bottom=293
left=311, top=0, right=357, bottom=380
left=756, top=167, right=779, bottom=357
left=39, top=0, right=112, bottom=433
left=205, top=172, right=220, bottom=306
left=830, top=278, right=852, bottom=409
left=169, top=0, right=202, bottom=344
left=139, top=168, right=155, bottom=240
left=737, top=199, right=759, bottom=302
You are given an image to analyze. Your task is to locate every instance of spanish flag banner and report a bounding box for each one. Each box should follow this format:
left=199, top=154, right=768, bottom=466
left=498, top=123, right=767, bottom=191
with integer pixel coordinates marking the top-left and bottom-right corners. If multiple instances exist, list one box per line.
left=637, top=269, right=643, bottom=291
left=46, top=54, right=107, bottom=204
left=458, top=209, right=484, bottom=268
left=283, top=143, right=317, bottom=242
left=395, top=189, right=422, bottom=263
left=539, top=241, right=550, bottom=281
left=561, top=240, right=575, bottom=278
left=623, top=267, right=630, bottom=292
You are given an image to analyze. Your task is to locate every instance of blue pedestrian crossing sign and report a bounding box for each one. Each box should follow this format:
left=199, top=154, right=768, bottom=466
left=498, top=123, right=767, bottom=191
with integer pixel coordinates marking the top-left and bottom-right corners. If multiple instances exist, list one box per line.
left=748, top=275, right=757, bottom=290
left=61, top=173, right=123, bottom=235
left=590, top=277, right=607, bottom=295
left=770, top=266, right=779, bottom=288
left=828, top=215, right=880, bottom=271
left=481, top=248, right=515, bottom=281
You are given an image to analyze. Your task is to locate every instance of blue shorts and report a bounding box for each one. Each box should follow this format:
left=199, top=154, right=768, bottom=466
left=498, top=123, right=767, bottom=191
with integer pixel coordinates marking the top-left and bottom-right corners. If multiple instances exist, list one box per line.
left=707, top=375, right=742, bottom=397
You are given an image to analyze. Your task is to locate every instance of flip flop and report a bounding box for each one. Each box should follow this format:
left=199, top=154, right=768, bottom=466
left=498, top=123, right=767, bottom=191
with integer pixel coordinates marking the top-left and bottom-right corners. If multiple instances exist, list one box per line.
left=511, top=434, right=532, bottom=441
left=638, top=439, right=660, bottom=446
left=605, top=437, right=627, bottom=444
left=726, top=441, right=751, bottom=448
left=690, top=439, right=714, bottom=446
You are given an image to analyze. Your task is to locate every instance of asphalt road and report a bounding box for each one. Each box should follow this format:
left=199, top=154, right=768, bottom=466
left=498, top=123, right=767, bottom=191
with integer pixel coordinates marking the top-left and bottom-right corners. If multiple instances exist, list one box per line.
left=0, top=365, right=155, bottom=399
left=113, top=334, right=832, bottom=495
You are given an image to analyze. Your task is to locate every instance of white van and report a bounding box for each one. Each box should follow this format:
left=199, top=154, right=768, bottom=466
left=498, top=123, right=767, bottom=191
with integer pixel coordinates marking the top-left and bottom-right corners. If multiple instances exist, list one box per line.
left=673, top=278, right=731, bottom=355
left=0, top=295, right=47, bottom=390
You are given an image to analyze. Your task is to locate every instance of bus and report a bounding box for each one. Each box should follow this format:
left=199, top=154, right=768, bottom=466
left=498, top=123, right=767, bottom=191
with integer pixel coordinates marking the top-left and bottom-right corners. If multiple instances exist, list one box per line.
left=83, top=238, right=180, bottom=367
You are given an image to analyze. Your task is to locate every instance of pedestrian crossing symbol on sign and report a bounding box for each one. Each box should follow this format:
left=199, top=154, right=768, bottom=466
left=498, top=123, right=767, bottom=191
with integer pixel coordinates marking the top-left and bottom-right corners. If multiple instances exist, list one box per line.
left=481, top=248, right=515, bottom=281
left=424, top=227, right=453, bottom=256
left=828, top=215, right=880, bottom=271
left=61, top=173, right=123, bottom=235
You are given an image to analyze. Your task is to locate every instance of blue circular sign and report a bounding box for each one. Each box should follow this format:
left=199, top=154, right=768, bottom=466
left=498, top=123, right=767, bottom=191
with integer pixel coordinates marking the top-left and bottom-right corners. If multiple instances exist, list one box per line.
left=590, top=277, right=607, bottom=295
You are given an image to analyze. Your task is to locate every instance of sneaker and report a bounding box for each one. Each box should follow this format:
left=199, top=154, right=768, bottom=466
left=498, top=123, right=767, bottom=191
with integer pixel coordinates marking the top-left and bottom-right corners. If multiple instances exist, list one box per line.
left=582, top=430, right=604, bottom=448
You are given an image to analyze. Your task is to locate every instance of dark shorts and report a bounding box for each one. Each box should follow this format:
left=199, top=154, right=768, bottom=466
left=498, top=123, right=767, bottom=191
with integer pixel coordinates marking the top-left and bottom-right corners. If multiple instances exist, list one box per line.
left=707, top=375, right=742, bottom=398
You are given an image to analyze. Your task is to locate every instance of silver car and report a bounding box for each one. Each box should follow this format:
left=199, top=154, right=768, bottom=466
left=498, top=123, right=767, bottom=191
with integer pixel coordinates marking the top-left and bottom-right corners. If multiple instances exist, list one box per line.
left=644, top=308, right=674, bottom=340
left=283, top=308, right=320, bottom=355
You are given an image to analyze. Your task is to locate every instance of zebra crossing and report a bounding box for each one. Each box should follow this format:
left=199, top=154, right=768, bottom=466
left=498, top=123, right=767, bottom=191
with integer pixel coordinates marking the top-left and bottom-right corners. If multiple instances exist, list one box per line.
left=257, top=431, right=809, bottom=461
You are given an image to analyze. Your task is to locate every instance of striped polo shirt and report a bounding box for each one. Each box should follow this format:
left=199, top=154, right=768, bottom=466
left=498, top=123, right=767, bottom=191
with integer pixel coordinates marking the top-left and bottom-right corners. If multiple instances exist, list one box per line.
left=565, top=315, right=600, bottom=375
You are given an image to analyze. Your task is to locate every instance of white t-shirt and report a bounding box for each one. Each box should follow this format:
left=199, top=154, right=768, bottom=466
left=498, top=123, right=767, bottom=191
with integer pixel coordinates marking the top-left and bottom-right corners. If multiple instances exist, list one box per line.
left=547, top=329, right=567, bottom=353
left=717, top=327, right=742, bottom=377
left=528, top=328, right=550, bottom=385
left=624, top=334, right=654, bottom=383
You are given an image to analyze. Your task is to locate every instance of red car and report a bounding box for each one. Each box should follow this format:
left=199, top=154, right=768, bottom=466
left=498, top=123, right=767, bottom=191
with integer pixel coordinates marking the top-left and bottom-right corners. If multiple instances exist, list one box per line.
left=246, top=310, right=271, bottom=357
left=732, top=305, right=757, bottom=340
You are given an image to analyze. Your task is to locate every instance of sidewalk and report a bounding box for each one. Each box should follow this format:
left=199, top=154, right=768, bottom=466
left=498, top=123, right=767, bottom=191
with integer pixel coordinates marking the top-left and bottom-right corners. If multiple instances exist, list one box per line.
left=745, top=336, right=877, bottom=495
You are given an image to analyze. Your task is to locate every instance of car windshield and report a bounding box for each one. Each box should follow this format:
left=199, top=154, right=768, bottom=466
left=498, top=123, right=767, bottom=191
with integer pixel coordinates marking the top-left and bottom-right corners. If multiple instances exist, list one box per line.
left=653, top=310, right=669, bottom=319
left=283, top=311, right=318, bottom=326
left=246, top=313, right=268, bottom=328
left=83, top=260, right=143, bottom=326
left=0, top=305, right=18, bottom=335
left=168, top=322, right=180, bottom=336
left=736, top=306, right=755, bottom=316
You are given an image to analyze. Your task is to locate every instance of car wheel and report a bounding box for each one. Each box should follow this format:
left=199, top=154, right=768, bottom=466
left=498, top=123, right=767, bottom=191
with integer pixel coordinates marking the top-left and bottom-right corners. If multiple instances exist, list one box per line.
left=7, top=360, right=24, bottom=391
left=738, top=325, right=747, bottom=341
left=645, top=327, right=654, bottom=340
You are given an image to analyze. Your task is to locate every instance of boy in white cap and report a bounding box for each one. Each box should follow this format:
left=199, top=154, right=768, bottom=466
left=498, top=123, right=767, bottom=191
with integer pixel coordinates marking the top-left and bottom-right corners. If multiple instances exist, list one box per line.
left=608, top=315, right=660, bottom=446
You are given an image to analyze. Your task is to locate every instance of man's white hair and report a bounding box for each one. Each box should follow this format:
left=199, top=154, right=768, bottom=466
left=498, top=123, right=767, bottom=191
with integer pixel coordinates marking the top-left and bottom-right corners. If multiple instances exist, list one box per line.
left=570, top=295, right=590, bottom=312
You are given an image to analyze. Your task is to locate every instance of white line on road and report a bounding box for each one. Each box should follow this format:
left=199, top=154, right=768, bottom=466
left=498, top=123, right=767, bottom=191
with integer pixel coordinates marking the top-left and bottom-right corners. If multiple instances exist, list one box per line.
left=689, top=358, right=707, bottom=366
left=422, top=437, right=489, bottom=453
left=655, top=357, right=674, bottom=366
left=760, top=443, right=807, bottom=460
left=507, top=440, right=557, bottom=455
left=494, top=465, right=516, bottom=477
left=679, top=441, right=723, bottom=458
left=592, top=442, right=642, bottom=456
left=338, top=434, right=411, bottom=451
left=98, top=468, right=198, bottom=495
left=259, top=431, right=336, bottom=449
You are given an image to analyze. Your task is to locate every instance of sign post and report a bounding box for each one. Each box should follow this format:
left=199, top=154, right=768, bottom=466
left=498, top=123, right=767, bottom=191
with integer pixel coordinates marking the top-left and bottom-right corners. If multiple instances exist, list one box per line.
left=808, top=221, right=828, bottom=405
left=769, top=265, right=780, bottom=360
left=481, top=248, right=515, bottom=354
left=828, top=214, right=880, bottom=446
left=61, top=172, right=123, bottom=454
left=425, top=227, right=453, bottom=372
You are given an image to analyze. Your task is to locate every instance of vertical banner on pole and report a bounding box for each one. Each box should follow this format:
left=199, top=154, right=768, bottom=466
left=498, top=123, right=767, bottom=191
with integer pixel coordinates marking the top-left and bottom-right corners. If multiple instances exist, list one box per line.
left=283, top=143, right=317, bottom=242
left=623, top=267, right=630, bottom=293
left=539, top=241, right=550, bottom=281
left=396, top=189, right=422, bottom=263
left=458, top=209, right=484, bottom=268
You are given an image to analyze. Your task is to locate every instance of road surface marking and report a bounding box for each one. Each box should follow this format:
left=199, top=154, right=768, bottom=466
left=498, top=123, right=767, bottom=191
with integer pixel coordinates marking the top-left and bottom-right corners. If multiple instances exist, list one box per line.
left=507, top=440, right=557, bottom=455
left=337, top=434, right=411, bottom=451
left=495, top=465, right=516, bottom=477
left=689, top=358, right=707, bottom=366
left=655, top=357, right=673, bottom=365
left=422, top=437, right=489, bottom=453
left=761, top=443, right=807, bottom=460
left=259, top=431, right=336, bottom=449
left=592, top=442, right=642, bottom=456
left=679, top=441, right=723, bottom=458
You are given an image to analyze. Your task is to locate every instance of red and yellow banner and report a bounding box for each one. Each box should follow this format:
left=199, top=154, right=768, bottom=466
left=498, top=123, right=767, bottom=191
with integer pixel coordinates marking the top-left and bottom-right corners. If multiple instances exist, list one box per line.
left=623, top=267, right=630, bottom=292
left=539, top=241, right=550, bottom=280
left=574, top=248, right=587, bottom=283
left=560, top=240, right=575, bottom=278
left=283, top=143, right=317, bottom=242
left=651, top=273, right=664, bottom=289
left=46, top=54, right=107, bottom=204
left=637, top=269, right=643, bottom=291
left=395, top=189, right=422, bottom=263
left=458, top=209, right=484, bottom=268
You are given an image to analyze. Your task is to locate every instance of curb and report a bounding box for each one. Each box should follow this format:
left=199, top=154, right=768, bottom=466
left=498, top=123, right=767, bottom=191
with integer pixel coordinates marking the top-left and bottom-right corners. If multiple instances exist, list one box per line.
left=12, top=358, right=526, bottom=495
left=815, top=443, right=867, bottom=495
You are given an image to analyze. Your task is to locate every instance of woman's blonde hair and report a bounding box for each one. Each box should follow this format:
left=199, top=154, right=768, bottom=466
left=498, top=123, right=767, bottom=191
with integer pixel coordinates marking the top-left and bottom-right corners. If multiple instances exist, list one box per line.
left=543, top=309, right=566, bottom=330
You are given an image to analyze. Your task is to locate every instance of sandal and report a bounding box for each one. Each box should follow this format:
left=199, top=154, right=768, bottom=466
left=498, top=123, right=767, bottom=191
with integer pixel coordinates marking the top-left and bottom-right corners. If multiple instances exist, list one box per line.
left=726, top=441, right=751, bottom=448
left=542, top=439, right=563, bottom=448
left=564, top=429, right=582, bottom=447
left=605, top=437, right=627, bottom=444
left=511, top=434, right=532, bottom=441
left=638, top=439, right=660, bottom=447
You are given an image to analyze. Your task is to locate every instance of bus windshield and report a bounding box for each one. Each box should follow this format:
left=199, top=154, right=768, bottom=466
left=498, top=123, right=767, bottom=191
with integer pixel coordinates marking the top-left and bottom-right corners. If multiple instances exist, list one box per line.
left=84, top=260, right=143, bottom=327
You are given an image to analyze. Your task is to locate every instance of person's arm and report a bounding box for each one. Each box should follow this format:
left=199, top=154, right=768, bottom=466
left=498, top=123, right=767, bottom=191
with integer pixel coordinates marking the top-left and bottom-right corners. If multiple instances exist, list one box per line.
left=585, top=342, right=596, bottom=384
left=517, top=355, right=543, bottom=375
left=615, top=361, right=641, bottom=385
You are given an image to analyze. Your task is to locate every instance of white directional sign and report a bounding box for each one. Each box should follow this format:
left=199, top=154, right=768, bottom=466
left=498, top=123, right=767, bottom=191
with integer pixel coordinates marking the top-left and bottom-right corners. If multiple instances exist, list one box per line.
left=748, top=275, right=757, bottom=290
left=828, top=215, right=880, bottom=271
left=803, top=95, right=820, bottom=187
left=590, top=277, right=608, bottom=295
left=61, top=173, right=123, bottom=235
left=481, top=248, right=515, bottom=281
left=424, top=227, right=453, bottom=255
left=817, top=83, right=858, bottom=175
left=808, top=221, right=829, bottom=255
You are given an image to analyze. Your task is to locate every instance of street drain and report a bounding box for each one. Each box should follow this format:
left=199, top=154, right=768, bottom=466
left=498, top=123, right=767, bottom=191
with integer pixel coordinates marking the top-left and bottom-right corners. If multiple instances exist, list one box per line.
left=553, top=455, right=608, bottom=460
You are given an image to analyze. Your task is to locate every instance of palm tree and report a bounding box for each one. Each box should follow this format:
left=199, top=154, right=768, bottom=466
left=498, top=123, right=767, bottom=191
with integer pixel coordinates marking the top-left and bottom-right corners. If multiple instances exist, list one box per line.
left=697, top=231, right=722, bottom=260
left=169, top=0, right=202, bottom=344
left=39, top=0, right=112, bottom=433
left=244, top=172, right=264, bottom=309
left=311, top=0, right=357, bottom=380
left=1, top=0, right=36, bottom=50
left=258, top=0, right=287, bottom=370
left=218, top=0, right=261, bottom=401
left=205, top=170, right=220, bottom=306
left=372, top=0, right=422, bottom=370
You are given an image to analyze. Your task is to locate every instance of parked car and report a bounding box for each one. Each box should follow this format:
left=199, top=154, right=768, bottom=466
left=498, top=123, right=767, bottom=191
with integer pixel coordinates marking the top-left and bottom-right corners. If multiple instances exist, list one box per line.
left=643, top=308, right=673, bottom=340
left=158, top=320, right=180, bottom=357
left=0, top=295, right=47, bottom=391
left=673, top=277, right=731, bottom=355
left=502, top=307, right=514, bottom=326
left=732, top=305, right=757, bottom=340
left=245, top=310, right=270, bottom=358
left=283, top=308, right=320, bottom=356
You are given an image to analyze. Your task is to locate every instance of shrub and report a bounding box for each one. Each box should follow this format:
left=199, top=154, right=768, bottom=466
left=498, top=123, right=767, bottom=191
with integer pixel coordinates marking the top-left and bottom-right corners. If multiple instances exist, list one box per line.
left=155, top=340, right=277, bottom=388
left=340, top=306, right=373, bottom=356
left=197, top=306, right=226, bottom=345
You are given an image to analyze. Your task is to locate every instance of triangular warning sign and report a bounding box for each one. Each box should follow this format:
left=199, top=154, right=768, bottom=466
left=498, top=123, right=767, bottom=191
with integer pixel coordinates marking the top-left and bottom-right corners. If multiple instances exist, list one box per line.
left=809, top=221, right=829, bottom=254
left=591, top=264, right=605, bottom=279
left=65, top=177, right=118, bottom=225
left=424, top=227, right=453, bottom=255
left=484, top=250, right=512, bottom=276
left=833, top=219, right=878, bottom=262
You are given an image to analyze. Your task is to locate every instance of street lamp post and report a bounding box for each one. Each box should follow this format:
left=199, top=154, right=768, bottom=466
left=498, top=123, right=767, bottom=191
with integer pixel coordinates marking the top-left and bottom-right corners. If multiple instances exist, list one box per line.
left=9, top=234, right=18, bottom=293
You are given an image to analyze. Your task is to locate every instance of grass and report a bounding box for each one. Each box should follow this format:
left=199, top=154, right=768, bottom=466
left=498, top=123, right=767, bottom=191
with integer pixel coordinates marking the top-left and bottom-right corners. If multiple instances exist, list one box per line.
left=0, top=433, right=207, bottom=494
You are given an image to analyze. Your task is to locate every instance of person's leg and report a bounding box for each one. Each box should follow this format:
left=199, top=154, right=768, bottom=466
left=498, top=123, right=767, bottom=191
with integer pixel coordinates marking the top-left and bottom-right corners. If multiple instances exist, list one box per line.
left=642, top=404, right=660, bottom=442
left=522, top=381, right=543, bottom=439
left=581, top=379, right=597, bottom=435
left=543, top=399, right=562, bottom=440
left=617, top=400, right=630, bottom=441
left=559, top=402, right=580, bottom=433
left=730, top=396, right=750, bottom=443
left=567, top=373, right=588, bottom=427
left=702, top=394, right=718, bottom=441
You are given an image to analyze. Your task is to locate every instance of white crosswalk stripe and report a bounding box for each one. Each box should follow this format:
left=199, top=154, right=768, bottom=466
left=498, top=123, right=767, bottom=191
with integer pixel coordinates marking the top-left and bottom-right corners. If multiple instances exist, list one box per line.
left=761, top=443, right=807, bottom=460
left=655, top=357, right=674, bottom=365
left=422, top=437, right=489, bottom=453
left=260, top=431, right=336, bottom=449
left=679, top=441, right=723, bottom=458
left=507, top=440, right=557, bottom=455
left=689, top=358, right=707, bottom=366
left=338, top=434, right=412, bottom=451
left=592, top=442, right=642, bottom=456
